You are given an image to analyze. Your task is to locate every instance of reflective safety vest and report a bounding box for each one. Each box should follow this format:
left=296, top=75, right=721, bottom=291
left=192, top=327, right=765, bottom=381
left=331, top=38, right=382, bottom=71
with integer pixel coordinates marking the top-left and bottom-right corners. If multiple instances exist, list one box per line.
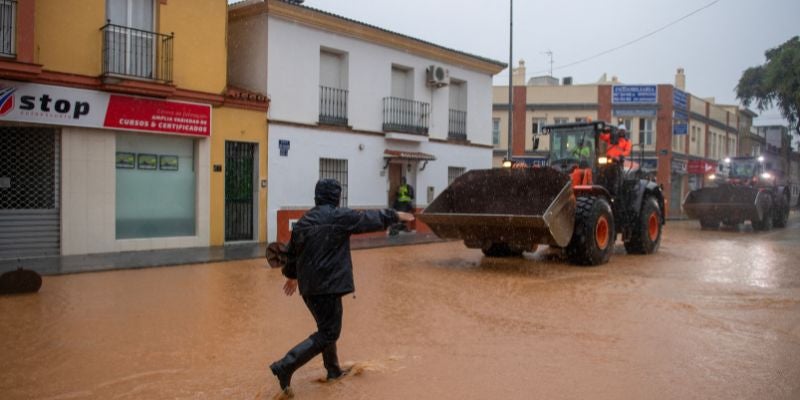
left=397, top=184, right=412, bottom=203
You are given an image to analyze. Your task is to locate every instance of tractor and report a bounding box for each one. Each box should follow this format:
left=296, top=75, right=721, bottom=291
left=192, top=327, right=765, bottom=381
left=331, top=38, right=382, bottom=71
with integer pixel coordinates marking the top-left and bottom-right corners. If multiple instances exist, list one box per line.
left=419, top=121, right=665, bottom=266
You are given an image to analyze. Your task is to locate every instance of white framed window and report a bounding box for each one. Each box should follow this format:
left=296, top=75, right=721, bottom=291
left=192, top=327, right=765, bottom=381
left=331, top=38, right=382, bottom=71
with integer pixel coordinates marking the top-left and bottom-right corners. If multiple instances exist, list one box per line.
left=105, top=0, right=156, bottom=78
left=492, top=118, right=500, bottom=145
left=554, top=117, right=568, bottom=125
left=0, top=0, right=16, bottom=57
left=639, top=118, right=654, bottom=146
left=319, top=158, right=348, bottom=207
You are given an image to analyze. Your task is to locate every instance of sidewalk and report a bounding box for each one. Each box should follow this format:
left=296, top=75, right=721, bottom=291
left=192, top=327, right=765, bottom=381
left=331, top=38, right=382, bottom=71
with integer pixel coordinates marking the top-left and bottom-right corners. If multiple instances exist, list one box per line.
left=0, top=232, right=442, bottom=276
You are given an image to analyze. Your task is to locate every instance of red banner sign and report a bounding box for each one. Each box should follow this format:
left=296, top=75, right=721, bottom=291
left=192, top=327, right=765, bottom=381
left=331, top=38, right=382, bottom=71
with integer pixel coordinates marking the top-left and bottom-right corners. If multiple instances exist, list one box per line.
left=687, top=160, right=717, bottom=175
left=104, top=95, right=210, bottom=136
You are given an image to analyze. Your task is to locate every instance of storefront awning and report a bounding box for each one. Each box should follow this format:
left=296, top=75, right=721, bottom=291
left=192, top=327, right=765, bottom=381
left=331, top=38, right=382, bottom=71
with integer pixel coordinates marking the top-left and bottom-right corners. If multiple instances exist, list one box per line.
left=383, top=149, right=436, bottom=161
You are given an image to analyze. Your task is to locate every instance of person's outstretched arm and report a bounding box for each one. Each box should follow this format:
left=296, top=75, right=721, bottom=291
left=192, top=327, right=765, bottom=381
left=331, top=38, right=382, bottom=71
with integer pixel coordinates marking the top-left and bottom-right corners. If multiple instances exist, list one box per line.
left=339, top=208, right=414, bottom=234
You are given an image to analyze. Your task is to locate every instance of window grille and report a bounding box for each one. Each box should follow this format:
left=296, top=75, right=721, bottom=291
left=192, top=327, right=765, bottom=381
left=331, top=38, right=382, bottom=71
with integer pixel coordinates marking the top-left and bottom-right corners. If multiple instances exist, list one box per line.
left=448, top=166, right=466, bottom=185
left=319, top=158, right=348, bottom=207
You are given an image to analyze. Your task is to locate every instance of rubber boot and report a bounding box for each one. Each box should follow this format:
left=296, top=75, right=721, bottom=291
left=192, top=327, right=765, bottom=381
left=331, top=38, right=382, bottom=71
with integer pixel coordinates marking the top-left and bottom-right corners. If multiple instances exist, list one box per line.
left=322, top=343, right=344, bottom=380
left=270, top=338, right=321, bottom=391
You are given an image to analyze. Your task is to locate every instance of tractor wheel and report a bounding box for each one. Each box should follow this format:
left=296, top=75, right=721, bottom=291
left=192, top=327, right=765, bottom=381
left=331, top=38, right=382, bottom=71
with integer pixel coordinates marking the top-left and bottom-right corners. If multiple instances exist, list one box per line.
left=566, top=196, right=614, bottom=266
left=699, top=218, right=719, bottom=229
left=482, top=243, right=524, bottom=257
left=752, top=205, right=773, bottom=231
left=773, top=196, right=789, bottom=228
left=624, top=196, right=662, bottom=254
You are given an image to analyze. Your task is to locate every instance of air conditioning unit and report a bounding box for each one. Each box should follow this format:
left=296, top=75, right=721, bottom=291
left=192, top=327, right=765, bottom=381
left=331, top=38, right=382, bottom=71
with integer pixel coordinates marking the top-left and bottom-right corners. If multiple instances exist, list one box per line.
left=426, top=65, right=449, bottom=88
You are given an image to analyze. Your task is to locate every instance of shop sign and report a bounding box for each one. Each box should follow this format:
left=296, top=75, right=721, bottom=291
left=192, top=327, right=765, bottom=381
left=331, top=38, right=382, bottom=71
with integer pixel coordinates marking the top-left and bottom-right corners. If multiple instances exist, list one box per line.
left=612, top=85, right=658, bottom=104
left=612, top=108, right=657, bottom=118
left=0, top=80, right=211, bottom=137
left=671, top=159, right=687, bottom=173
left=673, top=121, right=688, bottom=135
left=687, top=159, right=716, bottom=175
left=673, top=89, right=688, bottom=110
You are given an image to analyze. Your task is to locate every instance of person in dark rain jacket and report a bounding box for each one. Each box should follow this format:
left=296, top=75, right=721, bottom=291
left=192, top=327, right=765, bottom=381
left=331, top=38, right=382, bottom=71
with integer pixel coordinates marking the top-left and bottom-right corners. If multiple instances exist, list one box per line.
left=269, top=178, right=414, bottom=395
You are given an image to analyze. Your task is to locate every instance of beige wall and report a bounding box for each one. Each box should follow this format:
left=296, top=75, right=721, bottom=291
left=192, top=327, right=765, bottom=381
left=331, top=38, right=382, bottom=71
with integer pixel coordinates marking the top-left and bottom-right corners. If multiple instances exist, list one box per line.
left=690, top=96, right=707, bottom=115
left=526, top=85, right=597, bottom=104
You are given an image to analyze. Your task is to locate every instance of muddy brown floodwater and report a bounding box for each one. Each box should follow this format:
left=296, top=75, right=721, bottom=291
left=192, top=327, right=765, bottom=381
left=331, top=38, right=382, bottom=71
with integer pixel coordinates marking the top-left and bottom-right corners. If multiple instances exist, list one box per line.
left=2, top=217, right=800, bottom=400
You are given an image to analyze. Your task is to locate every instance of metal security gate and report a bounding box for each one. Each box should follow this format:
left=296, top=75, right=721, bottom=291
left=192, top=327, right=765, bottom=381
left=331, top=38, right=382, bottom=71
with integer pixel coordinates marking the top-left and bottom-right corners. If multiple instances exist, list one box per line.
left=0, top=127, right=60, bottom=259
left=225, top=141, right=257, bottom=241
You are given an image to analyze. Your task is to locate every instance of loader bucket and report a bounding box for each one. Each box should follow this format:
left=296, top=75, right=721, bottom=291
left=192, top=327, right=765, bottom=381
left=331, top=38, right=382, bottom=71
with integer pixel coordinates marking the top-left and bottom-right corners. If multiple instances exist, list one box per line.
left=682, top=185, right=768, bottom=223
left=419, top=168, right=576, bottom=249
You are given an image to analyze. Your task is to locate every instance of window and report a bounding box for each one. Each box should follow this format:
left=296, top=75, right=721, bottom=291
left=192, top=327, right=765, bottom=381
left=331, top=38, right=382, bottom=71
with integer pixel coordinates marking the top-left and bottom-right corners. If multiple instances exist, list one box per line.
left=319, top=49, right=348, bottom=125
left=554, top=117, right=568, bottom=125
left=116, top=133, right=196, bottom=239
left=0, top=0, right=16, bottom=57
left=531, top=118, right=546, bottom=134
left=448, top=80, right=467, bottom=139
left=391, top=66, right=412, bottom=100
left=448, top=166, right=466, bottom=185
left=319, top=158, right=348, bottom=207
left=492, top=118, right=500, bottom=145
left=105, top=0, right=156, bottom=79
left=639, top=119, right=654, bottom=146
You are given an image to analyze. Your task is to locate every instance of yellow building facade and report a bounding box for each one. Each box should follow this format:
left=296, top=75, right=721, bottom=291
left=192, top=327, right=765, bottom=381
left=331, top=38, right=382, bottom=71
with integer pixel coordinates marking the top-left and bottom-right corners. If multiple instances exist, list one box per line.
left=0, top=0, right=268, bottom=259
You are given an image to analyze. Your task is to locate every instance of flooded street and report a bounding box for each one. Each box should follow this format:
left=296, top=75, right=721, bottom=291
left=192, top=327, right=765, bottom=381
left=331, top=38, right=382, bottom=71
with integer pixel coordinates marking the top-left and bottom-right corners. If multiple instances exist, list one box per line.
left=2, top=217, right=800, bottom=400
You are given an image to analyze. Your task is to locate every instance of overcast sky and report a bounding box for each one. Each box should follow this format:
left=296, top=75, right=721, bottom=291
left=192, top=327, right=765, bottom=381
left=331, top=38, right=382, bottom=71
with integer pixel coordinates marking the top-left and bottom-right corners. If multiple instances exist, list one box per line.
left=247, top=0, right=799, bottom=126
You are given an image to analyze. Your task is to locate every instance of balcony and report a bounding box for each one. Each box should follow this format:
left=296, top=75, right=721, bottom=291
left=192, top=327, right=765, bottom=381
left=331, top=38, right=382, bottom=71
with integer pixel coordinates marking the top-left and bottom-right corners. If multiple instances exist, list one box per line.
left=101, top=22, right=173, bottom=83
left=319, top=86, right=348, bottom=126
left=0, top=0, right=16, bottom=57
left=383, top=97, right=429, bottom=136
left=448, top=109, right=467, bottom=141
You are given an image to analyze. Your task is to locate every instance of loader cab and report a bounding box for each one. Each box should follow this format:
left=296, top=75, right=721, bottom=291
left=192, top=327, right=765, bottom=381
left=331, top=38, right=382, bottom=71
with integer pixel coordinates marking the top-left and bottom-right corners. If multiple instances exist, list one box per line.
left=717, top=156, right=773, bottom=186
left=538, top=121, right=611, bottom=175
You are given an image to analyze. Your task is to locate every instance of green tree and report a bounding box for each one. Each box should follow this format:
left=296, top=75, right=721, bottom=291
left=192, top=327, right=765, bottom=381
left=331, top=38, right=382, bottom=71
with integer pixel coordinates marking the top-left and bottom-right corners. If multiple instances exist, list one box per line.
left=736, top=36, right=800, bottom=140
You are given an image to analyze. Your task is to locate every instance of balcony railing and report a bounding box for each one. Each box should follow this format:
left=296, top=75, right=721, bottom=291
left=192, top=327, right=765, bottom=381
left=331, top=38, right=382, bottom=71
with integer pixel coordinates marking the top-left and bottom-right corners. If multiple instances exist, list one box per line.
left=319, top=86, right=348, bottom=126
left=382, top=97, right=429, bottom=135
left=448, top=109, right=467, bottom=140
left=0, top=0, right=17, bottom=57
left=101, top=22, right=173, bottom=83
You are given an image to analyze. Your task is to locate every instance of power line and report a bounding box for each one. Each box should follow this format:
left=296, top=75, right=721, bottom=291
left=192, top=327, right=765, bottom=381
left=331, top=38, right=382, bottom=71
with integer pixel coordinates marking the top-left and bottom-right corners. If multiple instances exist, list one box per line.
left=533, top=0, right=720, bottom=75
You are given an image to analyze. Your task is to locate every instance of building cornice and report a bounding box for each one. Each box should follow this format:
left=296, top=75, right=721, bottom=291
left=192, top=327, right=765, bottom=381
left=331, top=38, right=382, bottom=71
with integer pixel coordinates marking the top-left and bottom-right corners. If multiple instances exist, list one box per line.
left=230, top=0, right=506, bottom=75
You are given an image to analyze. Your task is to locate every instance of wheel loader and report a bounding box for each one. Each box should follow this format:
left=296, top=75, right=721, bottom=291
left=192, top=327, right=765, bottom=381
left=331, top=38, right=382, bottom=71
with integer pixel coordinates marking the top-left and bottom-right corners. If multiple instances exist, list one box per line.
left=682, top=156, right=790, bottom=230
left=418, top=121, right=665, bottom=266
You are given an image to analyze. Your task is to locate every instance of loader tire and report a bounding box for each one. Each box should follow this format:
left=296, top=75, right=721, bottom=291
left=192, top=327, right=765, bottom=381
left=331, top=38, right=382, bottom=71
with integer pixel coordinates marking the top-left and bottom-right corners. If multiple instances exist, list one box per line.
left=624, top=196, right=662, bottom=254
left=482, top=243, right=523, bottom=257
left=752, top=205, right=773, bottom=231
left=566, top=196, right=614, bottom=266
left=773, top=196, right=789, bottom=228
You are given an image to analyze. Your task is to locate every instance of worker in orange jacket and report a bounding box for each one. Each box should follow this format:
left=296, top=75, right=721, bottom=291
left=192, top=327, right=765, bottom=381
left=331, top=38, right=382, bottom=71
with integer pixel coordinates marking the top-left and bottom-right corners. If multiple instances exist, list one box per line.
left=600, top=124, right=632, bottom=159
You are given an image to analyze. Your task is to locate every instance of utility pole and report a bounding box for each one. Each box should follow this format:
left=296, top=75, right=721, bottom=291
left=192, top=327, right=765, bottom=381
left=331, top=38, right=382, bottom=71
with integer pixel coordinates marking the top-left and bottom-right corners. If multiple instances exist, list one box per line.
left=506, top=0, right=513, bottom=165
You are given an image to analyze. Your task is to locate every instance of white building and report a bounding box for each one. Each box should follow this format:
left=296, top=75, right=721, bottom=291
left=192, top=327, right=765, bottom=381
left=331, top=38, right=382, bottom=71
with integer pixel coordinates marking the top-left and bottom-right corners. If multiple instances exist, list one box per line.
left=228, top=0, right=505, bottom=242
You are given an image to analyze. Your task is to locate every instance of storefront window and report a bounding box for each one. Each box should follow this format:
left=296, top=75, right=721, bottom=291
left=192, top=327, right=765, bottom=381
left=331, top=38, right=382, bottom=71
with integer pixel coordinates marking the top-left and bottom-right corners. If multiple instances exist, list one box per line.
left=116, top=133, right=196, bottom=239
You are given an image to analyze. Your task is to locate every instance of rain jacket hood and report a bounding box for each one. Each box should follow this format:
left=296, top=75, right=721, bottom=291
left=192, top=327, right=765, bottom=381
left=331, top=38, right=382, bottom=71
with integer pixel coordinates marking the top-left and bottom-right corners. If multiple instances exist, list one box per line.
left=314, top=179, right=341, bottom=207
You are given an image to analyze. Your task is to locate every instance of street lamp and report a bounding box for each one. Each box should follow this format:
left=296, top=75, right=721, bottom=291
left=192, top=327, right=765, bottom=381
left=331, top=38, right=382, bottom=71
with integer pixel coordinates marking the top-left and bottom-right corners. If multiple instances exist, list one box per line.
left=506, top=0, right=513, bottom=163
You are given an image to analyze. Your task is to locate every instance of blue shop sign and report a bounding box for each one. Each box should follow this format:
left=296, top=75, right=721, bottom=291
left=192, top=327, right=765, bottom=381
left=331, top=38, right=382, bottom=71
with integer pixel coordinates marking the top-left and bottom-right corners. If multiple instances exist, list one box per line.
left=612, top=85, right=658, bottom=104
left=673, top=89, right=688, bottom=110
left=673, top=122, right=688, bottom=135
left=673, top=109, right=689, bottom=121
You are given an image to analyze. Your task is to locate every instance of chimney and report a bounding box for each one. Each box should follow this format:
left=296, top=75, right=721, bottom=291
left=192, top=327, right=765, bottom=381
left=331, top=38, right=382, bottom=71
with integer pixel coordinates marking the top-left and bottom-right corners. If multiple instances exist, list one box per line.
left=611, top=76, right=619, bottom=83
left=512, top=59, right=526, bottom=86
left=675, top=67, right=686, bottom=90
